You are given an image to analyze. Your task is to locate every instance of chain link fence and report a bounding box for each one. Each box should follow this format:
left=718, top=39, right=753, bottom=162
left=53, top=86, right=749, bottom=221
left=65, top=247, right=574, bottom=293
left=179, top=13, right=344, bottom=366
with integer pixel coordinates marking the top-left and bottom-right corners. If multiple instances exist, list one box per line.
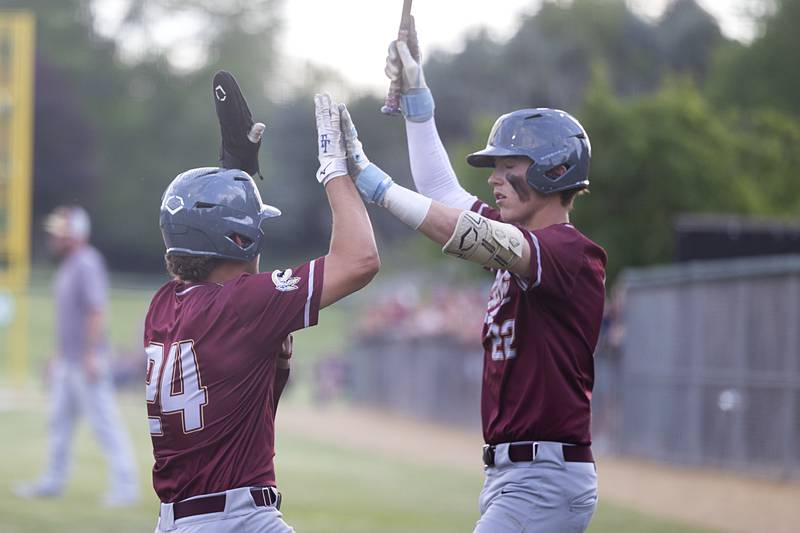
left=347, top=255, right=800, bottom=478
left=349, top=336, right=483, bottom=429
left=605, top=255, right=800, bottom=477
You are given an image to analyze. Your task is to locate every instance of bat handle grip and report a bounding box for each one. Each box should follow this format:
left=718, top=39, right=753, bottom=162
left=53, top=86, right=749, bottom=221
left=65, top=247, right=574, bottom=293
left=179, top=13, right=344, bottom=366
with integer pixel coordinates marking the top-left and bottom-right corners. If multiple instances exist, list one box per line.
left=383, top=25, right=414, bottom=116
left=381, top=79, right=403, bottom=116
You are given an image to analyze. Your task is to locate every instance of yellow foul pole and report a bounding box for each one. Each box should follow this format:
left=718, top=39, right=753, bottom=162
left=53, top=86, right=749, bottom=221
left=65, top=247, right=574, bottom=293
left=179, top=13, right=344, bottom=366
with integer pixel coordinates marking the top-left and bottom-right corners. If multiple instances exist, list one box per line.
left=0, top=11, right=35, bottom=387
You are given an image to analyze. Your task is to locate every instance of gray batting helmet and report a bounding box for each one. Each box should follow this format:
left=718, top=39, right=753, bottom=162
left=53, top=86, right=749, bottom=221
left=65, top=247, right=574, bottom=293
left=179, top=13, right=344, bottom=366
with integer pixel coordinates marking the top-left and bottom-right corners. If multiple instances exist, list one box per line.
left=467, top=108, right=591, bottom=194
left=159, top=167, right=281, bottom=261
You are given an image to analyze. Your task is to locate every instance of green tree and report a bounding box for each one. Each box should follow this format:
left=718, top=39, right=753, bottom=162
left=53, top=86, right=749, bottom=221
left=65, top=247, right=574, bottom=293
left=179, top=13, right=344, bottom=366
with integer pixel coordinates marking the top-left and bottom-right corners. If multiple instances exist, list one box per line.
left=576, top=74, right=799, bottom=281
left=575, top=77, right=757, bottom=279
left=732, top=109, right=800, bottom=215
left=708, top=0, right=800, bottom=118
left=424, top=0, right=725, bottom=142
left=446, top=73, right=800, bottom=283
left=657, top=0, right=724, bottom=81
left=12, top=0, right=284, bottom=269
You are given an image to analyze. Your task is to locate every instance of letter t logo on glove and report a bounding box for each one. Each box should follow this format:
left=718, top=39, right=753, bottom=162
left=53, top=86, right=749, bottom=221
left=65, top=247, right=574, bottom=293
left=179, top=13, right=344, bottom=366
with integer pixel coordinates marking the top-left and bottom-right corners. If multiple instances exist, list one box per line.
left=320, top=134, right=331, bottom=154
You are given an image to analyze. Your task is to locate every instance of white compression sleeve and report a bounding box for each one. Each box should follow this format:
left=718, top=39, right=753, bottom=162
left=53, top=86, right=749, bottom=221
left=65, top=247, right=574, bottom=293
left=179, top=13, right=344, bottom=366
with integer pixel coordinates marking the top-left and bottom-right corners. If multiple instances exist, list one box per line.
left=381, top=183, right=433, bottom=230
left=405, top=117, right=477, bottom=210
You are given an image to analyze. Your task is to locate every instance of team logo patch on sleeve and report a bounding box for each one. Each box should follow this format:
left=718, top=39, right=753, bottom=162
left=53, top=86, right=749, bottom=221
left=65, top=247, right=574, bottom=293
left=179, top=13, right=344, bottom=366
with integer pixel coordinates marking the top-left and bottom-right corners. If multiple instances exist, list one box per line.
left=271, top=269, right=301, bottom=292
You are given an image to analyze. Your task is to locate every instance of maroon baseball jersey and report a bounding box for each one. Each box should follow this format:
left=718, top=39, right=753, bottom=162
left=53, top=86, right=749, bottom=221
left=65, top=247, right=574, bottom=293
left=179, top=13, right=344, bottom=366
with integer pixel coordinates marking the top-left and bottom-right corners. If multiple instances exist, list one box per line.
left=473, top=201, right=606, bottom=446
left=143, top=258, right=324, bottom=503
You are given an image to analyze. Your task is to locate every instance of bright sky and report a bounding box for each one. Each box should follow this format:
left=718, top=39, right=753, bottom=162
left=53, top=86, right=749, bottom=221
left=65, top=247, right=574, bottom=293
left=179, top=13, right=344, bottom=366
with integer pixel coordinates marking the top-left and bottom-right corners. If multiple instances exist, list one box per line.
left=276, top=0, right=540, bottom=97
left=277, top=0, right=758, bottom=97
left=94, top=0, right=759, bottom=97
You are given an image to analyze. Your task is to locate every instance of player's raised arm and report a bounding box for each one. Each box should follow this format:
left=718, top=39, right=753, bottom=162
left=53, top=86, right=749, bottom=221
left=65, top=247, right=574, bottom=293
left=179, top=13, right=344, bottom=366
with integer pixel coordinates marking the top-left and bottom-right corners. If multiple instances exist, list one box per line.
left=341, top=105, right=532, bottom=279
left=314, top=94, right=380, bottom=309
left=383, top=20, right=477, bottom=210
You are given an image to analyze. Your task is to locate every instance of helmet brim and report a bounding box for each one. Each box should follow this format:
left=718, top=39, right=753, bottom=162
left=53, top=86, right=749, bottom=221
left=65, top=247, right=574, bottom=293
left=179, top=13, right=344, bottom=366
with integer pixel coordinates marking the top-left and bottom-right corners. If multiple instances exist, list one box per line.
left=466, top=146, right=527, bottom=168
left=261, top=204, right=281, bottom=218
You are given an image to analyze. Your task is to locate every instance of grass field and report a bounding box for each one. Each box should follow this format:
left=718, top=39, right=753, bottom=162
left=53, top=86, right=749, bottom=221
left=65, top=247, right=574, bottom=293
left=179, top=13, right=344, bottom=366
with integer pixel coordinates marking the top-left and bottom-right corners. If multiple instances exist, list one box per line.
left=0, top=278, right=717, bottom=532
left=0, top=394, right=716, bottom=533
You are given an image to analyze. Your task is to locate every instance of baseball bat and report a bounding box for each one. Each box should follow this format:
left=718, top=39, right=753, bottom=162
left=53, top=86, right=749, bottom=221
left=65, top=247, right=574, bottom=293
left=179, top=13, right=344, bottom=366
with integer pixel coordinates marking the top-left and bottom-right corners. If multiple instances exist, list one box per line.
left=381, top=0, right=419, bottom=116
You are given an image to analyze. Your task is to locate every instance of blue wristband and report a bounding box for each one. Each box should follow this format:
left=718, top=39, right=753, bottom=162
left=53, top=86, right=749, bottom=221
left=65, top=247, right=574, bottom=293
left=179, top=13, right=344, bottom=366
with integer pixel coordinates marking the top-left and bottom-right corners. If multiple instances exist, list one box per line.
left=401, top=88, right=435, bottom=123
left=355, top=164, right=394, bottom=204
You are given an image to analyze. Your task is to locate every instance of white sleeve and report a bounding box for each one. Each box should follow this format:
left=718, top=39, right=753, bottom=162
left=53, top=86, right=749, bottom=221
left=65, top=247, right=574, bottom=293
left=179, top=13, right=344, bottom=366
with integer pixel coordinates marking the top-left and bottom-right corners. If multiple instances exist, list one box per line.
left=405, top=117, right=477, bottom=210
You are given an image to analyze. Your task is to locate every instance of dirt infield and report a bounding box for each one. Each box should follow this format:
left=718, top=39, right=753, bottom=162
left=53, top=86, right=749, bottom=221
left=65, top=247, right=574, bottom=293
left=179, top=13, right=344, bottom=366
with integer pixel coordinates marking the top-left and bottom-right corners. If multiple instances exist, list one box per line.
left=278, top=404, right=800, bottom=533
left=596, top=456, right=800, bottom=533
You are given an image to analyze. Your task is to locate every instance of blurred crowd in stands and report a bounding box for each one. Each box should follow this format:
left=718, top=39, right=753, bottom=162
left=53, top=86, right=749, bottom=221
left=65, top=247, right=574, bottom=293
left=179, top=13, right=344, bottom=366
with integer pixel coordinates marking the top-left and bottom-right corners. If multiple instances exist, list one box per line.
left=354, top=282, right=487, bottom=346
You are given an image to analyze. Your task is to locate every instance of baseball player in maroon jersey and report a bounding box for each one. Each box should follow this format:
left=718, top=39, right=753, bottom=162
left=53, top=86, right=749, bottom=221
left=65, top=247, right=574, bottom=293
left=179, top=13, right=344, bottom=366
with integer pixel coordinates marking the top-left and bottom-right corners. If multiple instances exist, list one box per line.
left=145, top=74, right=379, bottom=532
left=335, top=33, right=606, bottom=532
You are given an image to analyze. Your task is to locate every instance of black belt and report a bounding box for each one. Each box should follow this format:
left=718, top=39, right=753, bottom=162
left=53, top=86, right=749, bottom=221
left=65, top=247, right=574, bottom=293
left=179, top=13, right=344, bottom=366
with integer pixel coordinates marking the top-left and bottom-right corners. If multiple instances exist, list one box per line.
left=172, top=487, right=281, bottom=520
left=483, top=443, right=593, bottom=467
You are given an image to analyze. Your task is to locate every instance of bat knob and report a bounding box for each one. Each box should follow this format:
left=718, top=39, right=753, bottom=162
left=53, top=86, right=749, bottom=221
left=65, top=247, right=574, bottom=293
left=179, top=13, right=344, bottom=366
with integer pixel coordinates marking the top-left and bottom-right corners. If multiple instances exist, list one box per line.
left=381, top=105, right=403, bottom=116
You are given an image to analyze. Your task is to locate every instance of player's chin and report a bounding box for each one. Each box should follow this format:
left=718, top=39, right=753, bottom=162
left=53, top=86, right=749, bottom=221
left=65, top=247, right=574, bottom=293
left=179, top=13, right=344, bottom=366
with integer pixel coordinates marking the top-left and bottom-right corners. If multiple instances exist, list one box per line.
left=496, top=203, right=520, bottom=224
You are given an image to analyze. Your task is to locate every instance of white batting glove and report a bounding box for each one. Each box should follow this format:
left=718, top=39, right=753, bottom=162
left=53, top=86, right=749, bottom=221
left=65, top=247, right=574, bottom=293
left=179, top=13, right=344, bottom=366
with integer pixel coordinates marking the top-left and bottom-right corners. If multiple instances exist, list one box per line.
left=339, top=103, right=394, bottom=205
left=385, top=40, right=427, bottom=92
left=339, top=104, right=370, bottom=179
left=314, top=93, right=349, bottom=185
left=385, top=41, right=434, bottom=122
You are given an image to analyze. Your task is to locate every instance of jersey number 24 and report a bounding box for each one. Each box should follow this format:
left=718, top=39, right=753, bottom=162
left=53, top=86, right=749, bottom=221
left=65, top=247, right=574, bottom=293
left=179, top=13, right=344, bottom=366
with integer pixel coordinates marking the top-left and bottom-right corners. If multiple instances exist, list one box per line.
left=146, top=341, right=208, bottom=436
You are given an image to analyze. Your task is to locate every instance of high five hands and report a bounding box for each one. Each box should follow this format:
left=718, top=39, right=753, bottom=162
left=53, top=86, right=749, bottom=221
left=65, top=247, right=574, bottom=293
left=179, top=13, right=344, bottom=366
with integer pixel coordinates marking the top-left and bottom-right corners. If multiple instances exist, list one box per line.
left=313, top=93, right=393, bottom=205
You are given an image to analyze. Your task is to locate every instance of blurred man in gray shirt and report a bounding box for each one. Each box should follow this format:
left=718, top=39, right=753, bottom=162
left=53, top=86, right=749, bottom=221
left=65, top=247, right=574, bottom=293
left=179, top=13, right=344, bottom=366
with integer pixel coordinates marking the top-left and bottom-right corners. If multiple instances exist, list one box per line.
left=15, top=206, right=138, bottom=506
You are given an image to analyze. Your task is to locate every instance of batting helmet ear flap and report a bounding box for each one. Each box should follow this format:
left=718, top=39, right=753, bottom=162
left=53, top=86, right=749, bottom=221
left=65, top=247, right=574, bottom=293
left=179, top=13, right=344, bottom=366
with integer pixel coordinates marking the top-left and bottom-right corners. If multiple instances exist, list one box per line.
left=525, top=133, right=590, bottom=194
left=227, top=232, right=254, bottom=250
left=544, top=165, right=568, bottom=180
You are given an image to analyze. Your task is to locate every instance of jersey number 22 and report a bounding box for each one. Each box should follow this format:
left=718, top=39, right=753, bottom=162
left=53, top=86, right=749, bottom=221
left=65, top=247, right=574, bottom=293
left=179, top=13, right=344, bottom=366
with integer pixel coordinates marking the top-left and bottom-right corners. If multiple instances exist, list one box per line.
left=489, top=319, right=516, bottom=361
left=146, top=341, right=208, bottom=436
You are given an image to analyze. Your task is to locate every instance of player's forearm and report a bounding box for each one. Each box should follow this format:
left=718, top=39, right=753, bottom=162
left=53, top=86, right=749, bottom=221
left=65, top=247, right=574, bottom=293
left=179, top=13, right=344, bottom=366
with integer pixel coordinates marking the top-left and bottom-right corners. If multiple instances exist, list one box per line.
left=405, top=118, right=477, bottom=209
left=326, top=176, right=379, bottom=270
left=357, top=168, right=455, bottom=246
left=369, top=180, right=533, bottom=278
left=386, top=33, right=475, bottom=209
left=321, top=177, right=380, bottom=307
left=417, top=200, right=463, bottom=246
